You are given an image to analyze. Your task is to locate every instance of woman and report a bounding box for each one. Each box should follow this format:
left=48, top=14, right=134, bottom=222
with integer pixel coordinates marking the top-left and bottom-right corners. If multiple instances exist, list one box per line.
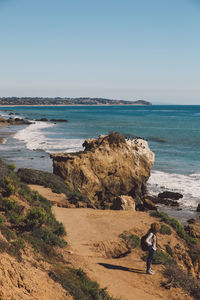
left=146, top=222, right=160, bottom=275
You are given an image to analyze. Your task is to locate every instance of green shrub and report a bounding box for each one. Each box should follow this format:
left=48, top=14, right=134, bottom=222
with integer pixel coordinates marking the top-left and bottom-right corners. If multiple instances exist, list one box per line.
left=163, top=263, right=200, bottom=300
left=142, top=250, right=173, bottom=265
left=159, top=224, right=172, bottom=235
left=7, top=212, right=22, bottom=225
left=11, top=238, right=26, bottom=250
left=17, top=168, right=71, bottom=194
left=119, top=231, right=140, bottom=248
left=8, top=163, right=16, bottom=171
left=22, top=232, right=61, bottom=259
left=150, top=211, right=197, bottom=246
left=50, top=220, right=66, bottom=236
left=4, top=198, right=18, bottom=211
left=32, top=227, right=66, bottom=247
left=0, top=215, right=5, bottom=225
left=24, top=207, right=47, bottom=229
left=0, top=225, right=17, bottom=241
left=49, top=266, right=119, bottom=300
left=4, top=176, right=16, bottom=196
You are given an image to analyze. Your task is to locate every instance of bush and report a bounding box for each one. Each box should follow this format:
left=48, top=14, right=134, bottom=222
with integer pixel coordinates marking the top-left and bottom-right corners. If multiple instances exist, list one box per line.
left=150, top=211, right=197, bottom=246
left=4, top=197, right=18, bottom=211
left=32, top=227, right=66, bottom=247
left=22, top=232, right=62, bottom=260
left=8, top=163, right=16, bottom=171
left=159, top=224, right=172, bottom=235
left=0, top=225, right=17, bottom=241
left=163, top=263, right=200, bottom=300
left=142, top=250, right=173, bottom=265
left=11, top=238, right=26, bottom=250
left=23, top=207, right=47, bottom=229
left=4, top=176, right=16, bottom=196
left=49, top=266, right=119, bottom=300
left=17, top=168, right=71, bottom=194
left=0, top=215, right=5, bottom=225
left=119, top=231, right=140, bottom=248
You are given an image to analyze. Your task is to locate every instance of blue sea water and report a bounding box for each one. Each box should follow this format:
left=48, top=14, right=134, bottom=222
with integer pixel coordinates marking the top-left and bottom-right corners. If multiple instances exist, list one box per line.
left=0, top=105, right=200, bottom=213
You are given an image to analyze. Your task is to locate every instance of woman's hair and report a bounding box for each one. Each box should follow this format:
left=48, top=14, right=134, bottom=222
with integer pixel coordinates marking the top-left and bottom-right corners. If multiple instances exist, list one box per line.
left=150, top=222, right=160, bottom=233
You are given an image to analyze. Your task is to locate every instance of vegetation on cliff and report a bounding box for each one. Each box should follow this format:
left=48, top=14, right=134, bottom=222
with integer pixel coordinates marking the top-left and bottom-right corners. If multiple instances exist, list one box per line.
left=0, top=158, right=118, bottom=300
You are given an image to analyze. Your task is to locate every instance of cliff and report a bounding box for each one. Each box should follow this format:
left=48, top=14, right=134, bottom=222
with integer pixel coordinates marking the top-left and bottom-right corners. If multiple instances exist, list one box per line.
left=51, top=132, right=154, bottom=208
left=0, top=157, right=199, bottom=300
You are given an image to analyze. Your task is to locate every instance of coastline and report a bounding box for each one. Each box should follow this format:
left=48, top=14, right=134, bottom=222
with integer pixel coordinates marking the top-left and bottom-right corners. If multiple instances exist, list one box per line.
left=0, top=106, right=199, bottom=223
left=0, top=104, right=150, bottom=107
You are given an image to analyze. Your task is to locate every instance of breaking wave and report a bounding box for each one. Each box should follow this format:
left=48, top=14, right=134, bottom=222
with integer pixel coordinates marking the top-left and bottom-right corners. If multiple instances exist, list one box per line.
left=148, top=170, right=200, bottom=208
left=14, top=121, right=84, bottom=153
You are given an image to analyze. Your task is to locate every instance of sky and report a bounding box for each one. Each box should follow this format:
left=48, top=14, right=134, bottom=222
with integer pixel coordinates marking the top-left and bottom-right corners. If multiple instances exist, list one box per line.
left=0, top=0, right=200, bottom=104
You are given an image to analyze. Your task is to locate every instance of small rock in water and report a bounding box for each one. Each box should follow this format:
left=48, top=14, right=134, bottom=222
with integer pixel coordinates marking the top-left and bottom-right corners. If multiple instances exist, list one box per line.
left=158, top=191, right=183, bottom=200
left=50, top=119, right=68, bottom=122
left=187, top=218, right=196, bottom=224
left=197, top=203, right=200, bottom=212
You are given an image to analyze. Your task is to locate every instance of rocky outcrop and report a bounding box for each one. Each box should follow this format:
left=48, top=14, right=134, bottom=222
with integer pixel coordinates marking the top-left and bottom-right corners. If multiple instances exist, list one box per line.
left=51, top=132, right=154, bottom=208
left=0, top=117, right=31, bottom=126
left=110, top=195, right=135, bottom=211
left=158, top=191, right=183, bottom=200
left=145, top=193, right=180, bottom=207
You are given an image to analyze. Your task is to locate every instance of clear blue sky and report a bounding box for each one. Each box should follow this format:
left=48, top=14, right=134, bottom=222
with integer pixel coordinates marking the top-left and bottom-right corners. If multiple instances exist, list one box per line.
left=0, top=0, right=200, bottom=104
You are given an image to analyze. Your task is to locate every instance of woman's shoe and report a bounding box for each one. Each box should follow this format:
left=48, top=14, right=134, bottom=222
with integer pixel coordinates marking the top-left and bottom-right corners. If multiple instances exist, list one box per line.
left=146, top=269, right=154, bottom=275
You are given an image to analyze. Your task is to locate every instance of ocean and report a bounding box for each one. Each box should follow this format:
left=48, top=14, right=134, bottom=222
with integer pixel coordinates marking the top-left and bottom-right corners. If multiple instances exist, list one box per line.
left=0, top=105, right=200, bottom=220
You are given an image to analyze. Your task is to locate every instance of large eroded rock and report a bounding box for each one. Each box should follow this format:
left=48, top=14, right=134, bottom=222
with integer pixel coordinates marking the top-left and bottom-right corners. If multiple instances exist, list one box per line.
left=51, top=133, right=154, bottom=208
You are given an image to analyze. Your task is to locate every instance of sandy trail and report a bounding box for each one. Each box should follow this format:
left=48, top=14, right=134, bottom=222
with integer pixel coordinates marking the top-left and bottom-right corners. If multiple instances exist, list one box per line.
left=28, top=185, right=191, bottom=300
left=53, top=207, right=191, bottom=300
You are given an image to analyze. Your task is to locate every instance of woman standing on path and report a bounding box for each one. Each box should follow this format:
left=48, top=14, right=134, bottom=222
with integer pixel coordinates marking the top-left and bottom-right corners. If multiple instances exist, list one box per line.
left=146, top=222, right=160, bottom=275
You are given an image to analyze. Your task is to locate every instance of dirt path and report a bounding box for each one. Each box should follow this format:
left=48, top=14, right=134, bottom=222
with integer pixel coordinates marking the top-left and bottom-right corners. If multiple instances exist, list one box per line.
left=29, top=185, right=191, bottom=300
left=53, top=207, right=191, bottom=300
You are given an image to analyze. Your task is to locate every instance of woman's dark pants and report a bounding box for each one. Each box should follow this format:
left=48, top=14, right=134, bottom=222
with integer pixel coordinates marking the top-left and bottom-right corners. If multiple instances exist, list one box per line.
left=146, top=247, right=155, bottom=271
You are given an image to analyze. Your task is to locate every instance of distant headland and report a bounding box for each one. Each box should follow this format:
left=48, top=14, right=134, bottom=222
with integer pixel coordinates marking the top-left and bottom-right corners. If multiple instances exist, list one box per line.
left=0, top=97, right=152, bottom=106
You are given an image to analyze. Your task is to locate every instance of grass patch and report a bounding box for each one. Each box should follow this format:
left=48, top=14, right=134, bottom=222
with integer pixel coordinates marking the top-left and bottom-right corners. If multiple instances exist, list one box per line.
left=159, top=224, right=171, bottom=235
left=49, top=265, right=119, bottom=300
left=119, top=231, right=140, bottom=248
left=0, top=225, right=17, bottom=242
left=32, top=227, right=67, bottom=247
left=17, top=168, right=71, bottom=194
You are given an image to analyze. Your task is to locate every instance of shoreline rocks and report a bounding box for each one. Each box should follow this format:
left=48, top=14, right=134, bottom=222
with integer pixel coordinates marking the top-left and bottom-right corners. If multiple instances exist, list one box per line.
left=0, top=116, right=31, bottom=126
left=158, top=191, right=183, bottom=200
left=36, top=118, right=68, bottom=122
left=145, top=191, right=183, bottom=207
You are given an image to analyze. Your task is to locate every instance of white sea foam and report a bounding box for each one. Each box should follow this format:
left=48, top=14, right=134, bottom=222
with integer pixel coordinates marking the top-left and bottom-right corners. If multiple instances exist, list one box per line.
left=148, top=170, right=200, bottom=208
left=14, top=121, right=84, bottom=153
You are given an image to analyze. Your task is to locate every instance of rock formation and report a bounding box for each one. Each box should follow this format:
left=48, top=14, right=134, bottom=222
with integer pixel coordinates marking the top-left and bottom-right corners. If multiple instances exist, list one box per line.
left=51, top=132, right=154, bottom=209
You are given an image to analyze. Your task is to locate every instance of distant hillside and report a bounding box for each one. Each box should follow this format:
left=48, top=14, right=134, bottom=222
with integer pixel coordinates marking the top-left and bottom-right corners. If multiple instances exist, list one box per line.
left=0, top=97, right=152, bottom=106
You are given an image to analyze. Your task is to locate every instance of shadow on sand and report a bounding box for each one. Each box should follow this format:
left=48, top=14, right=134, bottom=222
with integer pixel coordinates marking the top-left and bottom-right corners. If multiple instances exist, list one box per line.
left=98, top=263, right=146, bottom=274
